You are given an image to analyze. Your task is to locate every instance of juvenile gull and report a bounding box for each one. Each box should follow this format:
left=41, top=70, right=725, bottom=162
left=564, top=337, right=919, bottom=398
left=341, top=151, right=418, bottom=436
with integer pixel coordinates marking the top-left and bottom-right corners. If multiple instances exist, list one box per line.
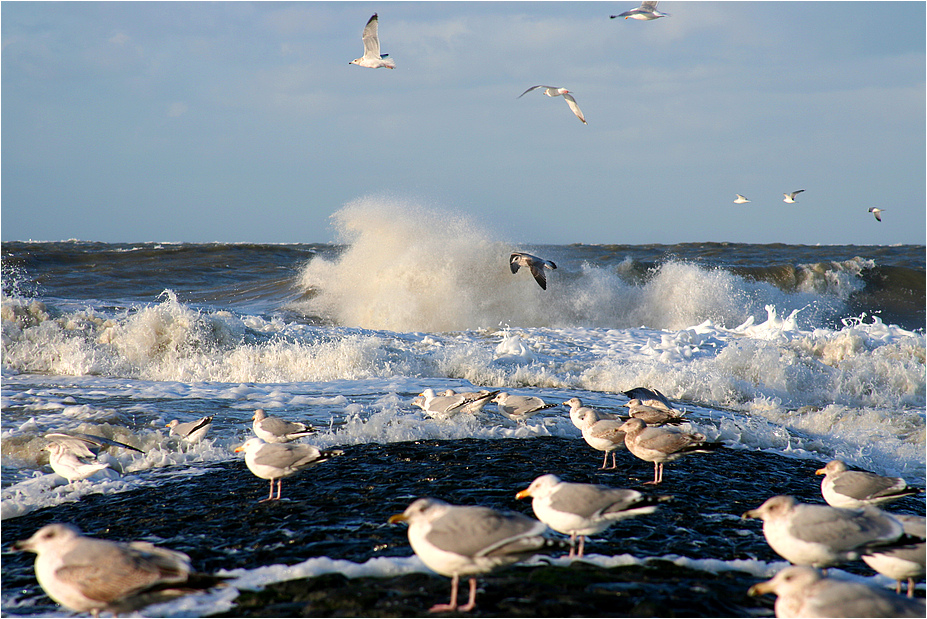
left=748, top=565, right=925, bottom=618
left=252, top=409, right=315, bottom=443
left=783, top=190, right=805, bottom=203
left=869, top=207, right=885, bottom=222
left=516, top=474, right=669, bottom=558
left=573, top=406, right=626, bottom=470
left=611, top=1, right=670, bottom=20
left=349, top=14, right=395, bottom=69
left=388, top=497, right=560, bottom=612
left=734, top=194, right=751, bottom=204
left=234, top=437, right=341, bottom=502
left=509, top=251, right=558, bottom=289
left=741, top=495, right=913, bottom=569
left=815, top=459, right=923, bottom=508
left=517, top=86, right=587, bottom=125
left=862, top=515, right=926, bottom=597
left=12, top=523, right=227, bottom=616
left=166, top=416, right=213, bottom=443
left=617, top=417, right=721, bottom=484
left=492, top=392, right=557, bottom=424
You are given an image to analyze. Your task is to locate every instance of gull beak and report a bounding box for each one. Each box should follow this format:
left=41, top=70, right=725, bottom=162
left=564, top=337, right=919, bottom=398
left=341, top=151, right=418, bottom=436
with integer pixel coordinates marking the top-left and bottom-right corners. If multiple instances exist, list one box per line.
left=515, top=489, right=531, bottom=500
left=388, top=513, right=408, bottom=525
left=747, top=581, right=772, bottom=597
left=814, top=467, right=826, bottom=475
left=234, top=445, right=245, bottom=453
left=741, top=509, right=758, bottom=520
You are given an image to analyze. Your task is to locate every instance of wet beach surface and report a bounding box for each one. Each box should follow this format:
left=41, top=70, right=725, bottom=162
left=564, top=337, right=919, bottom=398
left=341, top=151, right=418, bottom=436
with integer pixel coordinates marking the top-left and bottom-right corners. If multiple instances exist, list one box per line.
left=3, top=437, right=924, bottom=617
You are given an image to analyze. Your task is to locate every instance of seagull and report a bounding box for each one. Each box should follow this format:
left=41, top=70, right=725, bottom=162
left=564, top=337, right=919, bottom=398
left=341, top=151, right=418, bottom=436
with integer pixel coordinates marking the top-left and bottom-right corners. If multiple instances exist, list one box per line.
left=491, top=392, right=557, bottom=424
left=748, top=565, right=926, bottom=618
left=166, top=416, right=213, bottom=443
left=611, top=1, right=670, bottom=20
left=869, top=207, right=884, bottom=222
left=440, top=389, right=500, bottom=414
left=516, top=474, right=669, bottom=558
left=388, top=497, right=561, bottom=612
left=517, top=86, right=587, bottom=125
left=621, top=387, right=677, bottom=412
left=617, top=418, right=721, bottom=484
left=783, top=190, right=805, bottom=203
left=43, top=432, right=143, bottom=482
left=417, top=388, right=499, bottom=419
left=741, top=495, right=914, bottom=570
left=252, top=409, right=316, bottom=443
left=734, top=194, right=750, bottom=204
left=574, top=408, right=627, bottom=471
left=509, top=252, right=557, bottom=290
left=815, top=459, right=923, bottom=508
left=862, top=515, right=926, bottom=598
left=12, top=523, right=227, bottom=616
left=625, top=400, right=688, bottom=426
left=234, top=437, right=342, bottom=502
left=44, top=432, right=143, bottom=457
left=349, top=14, right=395, bottom=69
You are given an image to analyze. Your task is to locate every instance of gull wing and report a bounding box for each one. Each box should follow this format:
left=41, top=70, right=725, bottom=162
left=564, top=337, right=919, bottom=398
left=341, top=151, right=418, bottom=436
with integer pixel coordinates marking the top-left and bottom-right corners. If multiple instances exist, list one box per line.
left=518, top=85, right=554, bottom=99
left=562, top=93, right=587, bottom=124
left=361, top=14, right=381, bottom=60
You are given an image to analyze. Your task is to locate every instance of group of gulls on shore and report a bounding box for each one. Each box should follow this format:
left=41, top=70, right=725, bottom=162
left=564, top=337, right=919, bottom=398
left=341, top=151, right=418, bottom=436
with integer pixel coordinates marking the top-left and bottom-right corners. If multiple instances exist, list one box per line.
left=16, top=379, right=925, bottom=617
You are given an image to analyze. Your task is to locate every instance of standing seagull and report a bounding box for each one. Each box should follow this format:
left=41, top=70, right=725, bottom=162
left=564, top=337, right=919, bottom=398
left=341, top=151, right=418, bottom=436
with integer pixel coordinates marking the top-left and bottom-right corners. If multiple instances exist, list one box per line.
left=12, top=523, right=227, bottom=616
left=388, top=498, right=560, bottom=612
left=349, top=14, right=395, bottom=69
left=518, top=86, right=587, bottom=125
left=617, top=417, right=721, bottom=484
left=166, top=416, right=213, bottom=443
left=869, top=207, right=885, bottom=222
left=815, top=459, right=923, bottom=508
left=252, top=409, right=315, bottom=443
left=611, top=1, right=670, bottom=20
left=734, top=194, right=750, bottom=204
left=783, top=190, right=805, bottom=203
left=510, top=252, right=557, bottom=290
left=234, top=437, right=341, bottom=502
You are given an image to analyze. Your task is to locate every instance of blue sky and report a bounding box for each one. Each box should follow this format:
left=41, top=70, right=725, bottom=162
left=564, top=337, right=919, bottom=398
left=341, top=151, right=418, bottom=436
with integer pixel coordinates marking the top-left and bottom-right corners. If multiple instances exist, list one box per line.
left=2, top=2, right=924, bottom=245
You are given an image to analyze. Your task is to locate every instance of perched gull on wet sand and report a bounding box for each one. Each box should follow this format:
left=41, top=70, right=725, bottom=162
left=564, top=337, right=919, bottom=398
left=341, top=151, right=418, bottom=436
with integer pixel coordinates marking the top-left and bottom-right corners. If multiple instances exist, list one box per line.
left=510, top=252, right=558, bottom=290
left=12, top=523, right=227, bottom=616
left=741, top=495, right=915, bottom=569
left=518, top=86, right=587, bottom=125
left=166, top=416, right=213, bottom=443
left=734, top=194, right=750, bottom=204
left=349, top=14, right=395, bottom=69
left=783, top=190, right=805, bottom=203
left=869, top=207, right=885, bottom=222
left=611, top=1, right=670, bottom=20
left=252, top=409, right=315, bottom=443
left=516, top=474, right=669, bottom=558
left=617, top=417, right=721, bottom=484
left=862, top=514, right=926, bottom=598
left=748, top=565, right=926, bottom=618
left=388, top=497, right=561, bottom=612
left=492, top=392, right=557, bottom=424
left=235, top=437, right=342, bottom=502
left=570, top=405, right=627, bottom=470
left=815, top=459, right=923, bottom=508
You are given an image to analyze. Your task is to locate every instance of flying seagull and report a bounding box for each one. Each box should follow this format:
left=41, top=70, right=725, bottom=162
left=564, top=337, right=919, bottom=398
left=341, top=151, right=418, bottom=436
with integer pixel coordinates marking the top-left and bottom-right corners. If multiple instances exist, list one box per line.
left=510, top=252, right=557, bottom=290
left=868, top=207, right=884, bottom=222
left=518, top=86, right=587, bottom=125
left=611, top=1, right=670, bottom=20
left=783, top=190, right=805, bottom=203
left=734, top=194, right=750, bottom=204
left=349, top=14, right=395, bottom=69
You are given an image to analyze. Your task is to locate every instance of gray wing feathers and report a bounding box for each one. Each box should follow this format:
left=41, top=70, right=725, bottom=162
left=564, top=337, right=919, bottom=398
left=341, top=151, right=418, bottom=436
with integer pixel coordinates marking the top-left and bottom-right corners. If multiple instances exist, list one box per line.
left=789, top=505, right=903, bottom=550
left=548, top=485, right=643, bottom=519
left=833, top=471, right=908, bottom=500
left=426, top=506, right=546, bottom=558
left=253, top=444, right=322, bottom=469
left=362, top=14, right=380, bottom=59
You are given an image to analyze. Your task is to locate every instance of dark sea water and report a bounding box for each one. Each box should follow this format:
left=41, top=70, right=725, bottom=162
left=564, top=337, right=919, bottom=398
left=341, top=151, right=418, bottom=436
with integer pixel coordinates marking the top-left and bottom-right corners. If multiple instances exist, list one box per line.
left=2, top=207, right=925, bottom=617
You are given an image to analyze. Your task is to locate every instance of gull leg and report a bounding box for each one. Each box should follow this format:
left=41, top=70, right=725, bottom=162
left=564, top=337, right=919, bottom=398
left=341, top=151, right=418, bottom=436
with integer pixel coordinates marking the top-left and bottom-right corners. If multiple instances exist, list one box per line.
left=644, top=461, right=661, bottom=485
left=568, top=532, right=576, bottom=559
left=577, top=535, right=586, bottom=559
left=907, top=577, right=914, bottom=598
left=429, top=574, right=459, bottom=612
left=458, top=578, right=478, bottom=612
left=599, top=451, right=610, bottom=469
left=259, top=479, right=276, bottom=502
left=276, top=479, right=283, bottom=500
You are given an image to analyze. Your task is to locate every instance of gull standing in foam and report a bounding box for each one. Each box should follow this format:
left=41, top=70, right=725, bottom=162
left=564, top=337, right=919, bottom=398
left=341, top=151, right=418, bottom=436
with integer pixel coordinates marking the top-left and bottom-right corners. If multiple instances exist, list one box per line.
left=252, top=409, right=315, bottom=443
left=166, top=416, right=213, bottom=443
left=417, top=388, right=498, bottom=419
left=12, top=523, right=227, bottom=616
left=516, top=474, right=669, bottom=558
left=349, top=14, right=395, bottom=69
left=783, top=190, right=805, bottom=203
left=869, top=207, right=885, bottom=222
left=611, top=1, right=670, bottom=20
left=815, top=459, right=923, bottom=508
left=518, top=86, right=587, bottom=125
left=734, top=194, right=750, bottom=204
left=235, top=437, right=341, bottom=502
left=617, top=418, right=721, bottom=484
left=388, top=497, right=560, bottom=613
left=741, top=495, right=913, bottom=570
left=748, top=565, right=926, bottom=618
left=491, top=392, right=557, bottom=424
left=43, top=433, right=143, bottom=483
left=509, top=252, right=558, bottom=290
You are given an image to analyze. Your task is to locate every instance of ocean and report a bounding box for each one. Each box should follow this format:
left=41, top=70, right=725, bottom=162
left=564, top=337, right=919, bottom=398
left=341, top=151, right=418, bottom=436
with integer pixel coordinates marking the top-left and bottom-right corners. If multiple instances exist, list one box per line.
left=2, top=200, right=925, bottom=617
